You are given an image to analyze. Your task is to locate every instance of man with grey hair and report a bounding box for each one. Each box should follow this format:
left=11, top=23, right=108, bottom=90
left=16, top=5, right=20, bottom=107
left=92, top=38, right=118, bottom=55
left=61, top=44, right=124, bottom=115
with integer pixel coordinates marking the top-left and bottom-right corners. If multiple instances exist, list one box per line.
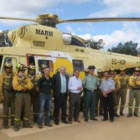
left=52, top=66, right=69, bottom=125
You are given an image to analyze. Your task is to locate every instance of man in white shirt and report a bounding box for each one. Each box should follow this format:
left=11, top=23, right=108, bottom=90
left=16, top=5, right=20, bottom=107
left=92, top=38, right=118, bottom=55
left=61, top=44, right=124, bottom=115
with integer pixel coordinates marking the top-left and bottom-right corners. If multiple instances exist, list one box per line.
left=100, top=71, right=115, bottom=122
left=68, top=69, right=83, bottom=124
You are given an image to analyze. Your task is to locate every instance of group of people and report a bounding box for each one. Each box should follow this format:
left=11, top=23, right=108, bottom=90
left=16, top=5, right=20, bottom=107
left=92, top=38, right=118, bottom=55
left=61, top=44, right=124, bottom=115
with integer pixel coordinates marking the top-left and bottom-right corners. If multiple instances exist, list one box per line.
left=0, top=61, right=140, bottom=132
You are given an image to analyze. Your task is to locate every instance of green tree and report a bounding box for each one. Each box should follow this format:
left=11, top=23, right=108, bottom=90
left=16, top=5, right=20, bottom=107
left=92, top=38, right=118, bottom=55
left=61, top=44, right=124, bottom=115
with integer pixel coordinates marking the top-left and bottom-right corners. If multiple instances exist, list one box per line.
left=108, top=41, right=138, bottom=56
left=86, top=39, right=104, bottom=50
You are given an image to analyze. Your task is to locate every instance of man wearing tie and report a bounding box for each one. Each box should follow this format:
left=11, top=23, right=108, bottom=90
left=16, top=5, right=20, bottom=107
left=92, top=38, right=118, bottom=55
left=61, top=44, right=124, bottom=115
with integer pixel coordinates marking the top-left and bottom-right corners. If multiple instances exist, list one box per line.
left=52, top=66, right=69, bottom=125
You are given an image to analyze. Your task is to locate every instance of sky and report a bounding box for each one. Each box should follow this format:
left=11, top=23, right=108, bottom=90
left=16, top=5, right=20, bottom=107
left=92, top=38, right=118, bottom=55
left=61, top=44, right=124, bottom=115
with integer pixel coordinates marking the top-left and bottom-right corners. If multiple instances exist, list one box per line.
left=0, top=0, right=140, bottom=49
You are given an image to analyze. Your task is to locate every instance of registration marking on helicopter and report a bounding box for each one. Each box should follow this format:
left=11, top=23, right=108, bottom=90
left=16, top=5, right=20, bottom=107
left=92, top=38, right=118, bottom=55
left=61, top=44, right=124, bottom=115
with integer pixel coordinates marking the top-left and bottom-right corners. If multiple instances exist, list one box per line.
left=36, top=29, right=53, bottom=36
left=112, top=59, right=126, bottom=65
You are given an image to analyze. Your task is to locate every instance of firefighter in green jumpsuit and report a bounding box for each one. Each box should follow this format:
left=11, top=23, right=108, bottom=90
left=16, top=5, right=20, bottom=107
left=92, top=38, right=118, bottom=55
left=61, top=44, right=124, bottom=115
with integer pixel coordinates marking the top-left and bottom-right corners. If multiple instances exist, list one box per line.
left=0, top=62, right=15, bottom=129
left=128, top=67, right=140, bottom=117
left=28, top=65, right=40, bottom=123
left=13, top=63, right=33, bottom=131
left=117, top=67, right=129, bottom=116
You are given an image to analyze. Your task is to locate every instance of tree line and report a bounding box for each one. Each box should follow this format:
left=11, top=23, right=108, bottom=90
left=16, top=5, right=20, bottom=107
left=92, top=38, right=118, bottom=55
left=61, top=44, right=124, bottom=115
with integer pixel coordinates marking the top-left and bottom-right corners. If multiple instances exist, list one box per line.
left=86, top=39, right=140, bottom=57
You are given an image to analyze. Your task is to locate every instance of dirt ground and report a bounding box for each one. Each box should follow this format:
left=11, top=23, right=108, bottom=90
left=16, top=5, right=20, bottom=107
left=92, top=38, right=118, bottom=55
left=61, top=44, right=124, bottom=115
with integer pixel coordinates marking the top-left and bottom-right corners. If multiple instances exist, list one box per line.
left=0, top=91, right=140, bottom=140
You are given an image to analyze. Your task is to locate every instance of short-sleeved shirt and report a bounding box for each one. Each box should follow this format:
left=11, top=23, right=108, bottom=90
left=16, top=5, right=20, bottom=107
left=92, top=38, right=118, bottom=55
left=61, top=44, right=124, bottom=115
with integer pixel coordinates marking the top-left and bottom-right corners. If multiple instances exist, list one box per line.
left=37, top=76, right=52, bottom=94
left=100, top=78, right=115, bottom=92
left=82, top=74, right=99, bottom=90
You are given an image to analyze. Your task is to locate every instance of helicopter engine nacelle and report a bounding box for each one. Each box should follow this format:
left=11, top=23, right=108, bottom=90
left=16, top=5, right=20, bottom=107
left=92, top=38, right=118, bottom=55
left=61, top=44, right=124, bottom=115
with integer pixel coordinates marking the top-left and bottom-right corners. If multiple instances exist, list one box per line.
left=8, top=30, right=16, bottom=43
left=62, top=33, right=72, bottom=45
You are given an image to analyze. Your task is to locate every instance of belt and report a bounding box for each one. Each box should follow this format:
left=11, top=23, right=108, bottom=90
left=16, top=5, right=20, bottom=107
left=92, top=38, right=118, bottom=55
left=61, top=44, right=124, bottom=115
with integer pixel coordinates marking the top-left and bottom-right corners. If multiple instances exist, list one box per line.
left=86, top=89, right=94, bottom=93
left=16, top=91, right=28, bottom=94
left=70, top=92, right=81, bottom=95
left=131, top=88, right=140, bottom=90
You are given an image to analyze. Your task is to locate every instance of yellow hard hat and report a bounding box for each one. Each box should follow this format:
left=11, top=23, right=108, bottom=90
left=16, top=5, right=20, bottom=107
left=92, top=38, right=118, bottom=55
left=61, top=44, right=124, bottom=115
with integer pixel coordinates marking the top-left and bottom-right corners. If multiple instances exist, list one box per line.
left=4, top=62, right=13, bottom=68
left=134, top=67, right=140, bottom=72
left=109, top=67, right=115, bottom=71
left=120, top=67, right=126, bottom=71
left=41, top=64, right=48, bottom=69
left=16, top=63, right=27, bottom=71
left=28, top=65, right=36, bottom=70
left=56, top=68, right=60, bottom=73
left=97, top=69, right=104, bottom=73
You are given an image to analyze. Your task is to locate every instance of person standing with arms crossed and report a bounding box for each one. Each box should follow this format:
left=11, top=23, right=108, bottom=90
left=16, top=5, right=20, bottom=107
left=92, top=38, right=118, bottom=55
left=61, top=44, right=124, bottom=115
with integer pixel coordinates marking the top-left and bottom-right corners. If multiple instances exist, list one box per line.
left=13, top=63, right=33, bottom=131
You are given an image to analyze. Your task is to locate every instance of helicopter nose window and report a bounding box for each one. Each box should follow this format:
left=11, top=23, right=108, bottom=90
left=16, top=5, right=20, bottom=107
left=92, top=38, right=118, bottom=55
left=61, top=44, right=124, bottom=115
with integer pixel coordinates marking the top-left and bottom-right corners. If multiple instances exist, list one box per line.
left=72, top=60, right=84, bottom=71
left=38, top=59, right=53, bottom=71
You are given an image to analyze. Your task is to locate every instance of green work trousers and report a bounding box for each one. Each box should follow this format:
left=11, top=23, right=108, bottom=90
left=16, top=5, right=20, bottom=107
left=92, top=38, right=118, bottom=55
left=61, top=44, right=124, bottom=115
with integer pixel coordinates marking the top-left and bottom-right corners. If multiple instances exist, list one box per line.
left=117, top=88, right=127, bottom=113
left=3, top=90, right=15, bottom=125
left=95, top=89, right=103, bottom=115
left=113, top=90, right=119, bottom=114
left=14, top=93, right=31, bottom=125
left=128, top=89, right=140, bottom=114
left=84, top=90, right=96, bottom=120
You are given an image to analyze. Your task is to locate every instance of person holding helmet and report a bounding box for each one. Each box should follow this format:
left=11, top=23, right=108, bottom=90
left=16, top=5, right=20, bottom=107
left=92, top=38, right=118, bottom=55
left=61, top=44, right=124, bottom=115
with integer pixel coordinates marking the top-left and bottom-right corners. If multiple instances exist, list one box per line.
left=95, top=69, right=104, bottom=116
left=117, top=67, right=129, bottom=116
left=128, top=67, right=140, bottom=117
left=36, top=65, right=53, bottom=128
left=12, top=63, right=33, bottom=131
left=27, top=64, right=40, bottom=123
left=0, top=62, right=15, bottom=129
left=82, top=65, right=99, bottom=122
left=109, top=67, right=120, bottom=117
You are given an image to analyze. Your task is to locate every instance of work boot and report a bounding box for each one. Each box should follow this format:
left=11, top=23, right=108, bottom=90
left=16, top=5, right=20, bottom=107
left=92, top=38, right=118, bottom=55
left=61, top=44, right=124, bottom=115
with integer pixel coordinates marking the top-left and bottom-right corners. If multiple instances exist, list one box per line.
left=120, top=112, right=124, bottom=116
left=127, top=113, right=132, bottom=117
left=33, top=115, right=38, bottom=123
left=134, top=113, right=139, bottom=117
left=11, top=116, right=15, bottom=126
left=23, top=120, right=32, bottom=128
left=3, top=118, right=9, bottom=129
left=14, top=121, right=20, bottom=131
left=114, top=113, right=120, bottom=117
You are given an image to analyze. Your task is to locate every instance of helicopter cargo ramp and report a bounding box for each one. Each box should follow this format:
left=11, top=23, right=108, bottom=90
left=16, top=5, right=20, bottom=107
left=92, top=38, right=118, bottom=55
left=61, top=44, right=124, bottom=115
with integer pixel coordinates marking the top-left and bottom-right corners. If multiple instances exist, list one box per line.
left=0, top=92, right=140, bottom=140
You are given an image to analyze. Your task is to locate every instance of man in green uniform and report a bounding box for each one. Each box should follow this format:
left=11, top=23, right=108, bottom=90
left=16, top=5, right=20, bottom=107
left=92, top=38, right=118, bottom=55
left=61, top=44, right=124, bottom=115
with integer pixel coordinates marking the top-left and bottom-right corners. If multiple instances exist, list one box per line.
left=0, top=62, right=15, bottom=129
left=13, top=63, right=33, bottom=131
left=82, top=65, right=99, bottom=122
left=128, top=67, right=140, bottom=117
left=117, top=67, right=129, bottom=116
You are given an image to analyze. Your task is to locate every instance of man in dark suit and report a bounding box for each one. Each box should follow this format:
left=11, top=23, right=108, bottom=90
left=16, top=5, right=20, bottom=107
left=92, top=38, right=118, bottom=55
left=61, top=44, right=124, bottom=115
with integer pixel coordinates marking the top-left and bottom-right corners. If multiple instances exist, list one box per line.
left=52, top=66, right=69, bottom=125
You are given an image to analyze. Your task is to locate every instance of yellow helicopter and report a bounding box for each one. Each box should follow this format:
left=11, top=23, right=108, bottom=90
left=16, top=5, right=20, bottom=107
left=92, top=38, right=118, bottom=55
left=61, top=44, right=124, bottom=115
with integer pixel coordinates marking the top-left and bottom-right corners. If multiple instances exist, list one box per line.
left=0, top=13, right=140, bottom=78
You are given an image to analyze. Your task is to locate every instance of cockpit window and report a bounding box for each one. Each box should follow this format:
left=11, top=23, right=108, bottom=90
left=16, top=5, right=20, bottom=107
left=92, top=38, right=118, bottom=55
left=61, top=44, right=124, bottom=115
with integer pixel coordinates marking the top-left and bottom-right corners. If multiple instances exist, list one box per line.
left=71, top=37, right=85, bottom=47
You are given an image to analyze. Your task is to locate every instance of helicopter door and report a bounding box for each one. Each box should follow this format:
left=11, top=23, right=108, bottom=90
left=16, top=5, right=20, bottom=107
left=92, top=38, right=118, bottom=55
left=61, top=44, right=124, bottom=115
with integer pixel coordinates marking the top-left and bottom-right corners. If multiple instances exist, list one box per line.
left=0, top=55, right=3, bottom=73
